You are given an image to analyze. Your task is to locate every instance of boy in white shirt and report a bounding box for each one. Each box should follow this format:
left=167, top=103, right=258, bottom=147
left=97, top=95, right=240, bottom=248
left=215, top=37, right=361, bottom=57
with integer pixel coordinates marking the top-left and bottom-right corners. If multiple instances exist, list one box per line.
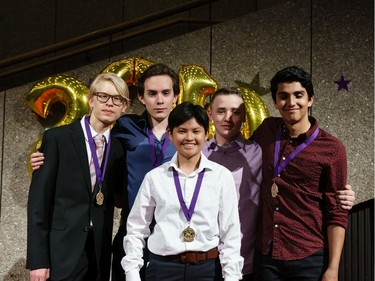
left=122, top=102, right=243, bottom=281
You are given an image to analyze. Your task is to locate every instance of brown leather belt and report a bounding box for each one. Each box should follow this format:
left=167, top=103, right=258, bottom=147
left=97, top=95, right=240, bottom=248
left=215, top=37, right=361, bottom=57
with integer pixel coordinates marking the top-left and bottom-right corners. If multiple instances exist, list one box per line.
left=162, top=247, right=219, bottom=264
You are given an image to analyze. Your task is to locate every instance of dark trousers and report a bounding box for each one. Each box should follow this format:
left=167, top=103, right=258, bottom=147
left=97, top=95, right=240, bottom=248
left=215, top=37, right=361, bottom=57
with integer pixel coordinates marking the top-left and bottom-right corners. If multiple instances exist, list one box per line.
left=242, top=274, right=254, bottom=281
left=146, top=252, right=221, bottom=281
left=254, top=249, right=327, bottom=281
left=111, top=225, right=126, bottom=281
left=57, top=231, right=99, bottom=281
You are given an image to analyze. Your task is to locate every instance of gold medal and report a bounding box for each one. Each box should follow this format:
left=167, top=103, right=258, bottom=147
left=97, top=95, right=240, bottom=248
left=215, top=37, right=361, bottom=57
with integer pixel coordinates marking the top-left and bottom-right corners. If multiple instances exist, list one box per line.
left=96, top=190, right=104, bottom=205
left=271, top=182, right=279, bottom=198
left=182, top=226, right=195, bottom=242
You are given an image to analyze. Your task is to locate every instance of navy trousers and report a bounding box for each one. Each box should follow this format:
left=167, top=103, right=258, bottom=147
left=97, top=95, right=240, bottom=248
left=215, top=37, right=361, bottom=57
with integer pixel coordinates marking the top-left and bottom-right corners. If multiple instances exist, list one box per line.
left=254, top=249, right=328, bottom=281
left=146, top=252, right=222, bottom=281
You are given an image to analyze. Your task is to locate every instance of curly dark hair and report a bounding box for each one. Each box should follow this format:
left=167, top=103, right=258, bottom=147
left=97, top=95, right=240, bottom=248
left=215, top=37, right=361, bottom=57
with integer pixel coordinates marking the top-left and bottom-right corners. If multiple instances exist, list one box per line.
left=270, top=66, right=314, bottom=102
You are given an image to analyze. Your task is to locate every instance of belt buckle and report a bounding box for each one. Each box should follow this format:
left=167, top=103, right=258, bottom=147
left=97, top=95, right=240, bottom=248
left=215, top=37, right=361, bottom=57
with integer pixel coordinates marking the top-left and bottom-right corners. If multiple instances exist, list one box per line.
left=181, top=252, right=197, bottom=264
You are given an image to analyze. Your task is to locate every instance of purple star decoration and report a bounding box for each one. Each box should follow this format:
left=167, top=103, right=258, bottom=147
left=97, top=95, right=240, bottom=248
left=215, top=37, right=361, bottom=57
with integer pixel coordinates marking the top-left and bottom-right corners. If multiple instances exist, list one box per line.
left=334, top=75, right=351, bottom=91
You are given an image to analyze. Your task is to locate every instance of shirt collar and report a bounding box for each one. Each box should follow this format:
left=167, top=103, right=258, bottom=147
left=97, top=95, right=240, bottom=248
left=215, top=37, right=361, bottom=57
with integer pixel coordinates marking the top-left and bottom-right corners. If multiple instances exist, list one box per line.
left=207, top=134, right=246, bottom=152
left=168, top=152, right=214, bottom=175
left=80, top=115, right=110, bottom=143
left=135, top=111, right=149, bottom=131
left=281, top=116, right=319, bottom=142
left=138, top=111, right=168, bottom=142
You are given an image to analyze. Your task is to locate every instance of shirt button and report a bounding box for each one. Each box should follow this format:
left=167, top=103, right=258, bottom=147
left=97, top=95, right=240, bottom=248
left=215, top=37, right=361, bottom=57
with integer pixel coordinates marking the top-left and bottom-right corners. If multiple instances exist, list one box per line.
left=282, top=157, right=286, bottom=160
left=275, top=224, right=279, bottom=228
left=275, top=207, right=279, bottom=211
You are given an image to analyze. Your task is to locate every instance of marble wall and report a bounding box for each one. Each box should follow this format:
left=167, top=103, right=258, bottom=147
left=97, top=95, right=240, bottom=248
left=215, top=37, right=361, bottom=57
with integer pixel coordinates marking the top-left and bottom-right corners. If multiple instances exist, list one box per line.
left=0, top=0, right=373, bottom=279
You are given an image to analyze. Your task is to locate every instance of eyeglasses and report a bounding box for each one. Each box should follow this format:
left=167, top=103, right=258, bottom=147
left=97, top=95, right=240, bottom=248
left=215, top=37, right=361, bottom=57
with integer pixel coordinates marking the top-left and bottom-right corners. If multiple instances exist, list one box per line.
left=93, top=92, right=125, bottom=106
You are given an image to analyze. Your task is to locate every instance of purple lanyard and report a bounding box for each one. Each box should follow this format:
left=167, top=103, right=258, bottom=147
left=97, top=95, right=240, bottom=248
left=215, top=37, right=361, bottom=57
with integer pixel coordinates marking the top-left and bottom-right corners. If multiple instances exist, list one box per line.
left=84, top=116, right=111, bottom=187
left=274, top=126, right=319, bottom=177
left=173, top=168, right=205, bottom=222
left=148, top=129, right=169, bottom=168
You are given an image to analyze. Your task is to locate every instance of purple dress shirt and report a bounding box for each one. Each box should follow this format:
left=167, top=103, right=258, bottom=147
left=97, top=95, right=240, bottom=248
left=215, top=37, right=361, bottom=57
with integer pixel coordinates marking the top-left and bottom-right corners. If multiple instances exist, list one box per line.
left=203, top=135, right=262, bottom=275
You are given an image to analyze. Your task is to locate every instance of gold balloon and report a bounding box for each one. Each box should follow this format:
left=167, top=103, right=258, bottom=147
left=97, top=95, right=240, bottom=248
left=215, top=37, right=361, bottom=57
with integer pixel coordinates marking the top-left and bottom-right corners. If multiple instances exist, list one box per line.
left=26, top=74, right=89, bottom=130
left=101, top=57, right=135, bottom=84
left=236, top=86, right=269, bottom=139
left=101, top=56, right=155, bottom=86
left=26, top=75, right=89, bottom=178
left=133, top=57, right=155, bottom=85
left=177, top=65, right=218, bottom=107
left=207, top=118, right=216, bottom=140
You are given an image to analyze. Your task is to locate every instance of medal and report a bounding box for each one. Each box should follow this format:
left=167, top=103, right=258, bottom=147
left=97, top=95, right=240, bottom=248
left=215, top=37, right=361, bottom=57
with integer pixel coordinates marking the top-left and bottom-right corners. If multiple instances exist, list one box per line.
left=173, top=168, right=205, bottom=243
left=271, top=182, right=278, bottom=198
left=85, top=116, right=111, bottom=205
left=96, top=189, right=104, bottom=205
left=182, top=226, right=196, bottom=242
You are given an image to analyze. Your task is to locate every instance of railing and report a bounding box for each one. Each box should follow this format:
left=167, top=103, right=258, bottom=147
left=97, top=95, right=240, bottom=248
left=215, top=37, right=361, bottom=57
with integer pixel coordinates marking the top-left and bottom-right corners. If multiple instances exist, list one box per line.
left=0, top=0, right=219, bottom=80
left=339, top=198, right=374, bottom=281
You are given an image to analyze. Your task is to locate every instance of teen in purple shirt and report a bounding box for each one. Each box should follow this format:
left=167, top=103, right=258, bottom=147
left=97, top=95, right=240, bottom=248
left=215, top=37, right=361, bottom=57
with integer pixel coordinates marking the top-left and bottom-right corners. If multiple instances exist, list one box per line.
left=203, top=87, right=262, bottom=281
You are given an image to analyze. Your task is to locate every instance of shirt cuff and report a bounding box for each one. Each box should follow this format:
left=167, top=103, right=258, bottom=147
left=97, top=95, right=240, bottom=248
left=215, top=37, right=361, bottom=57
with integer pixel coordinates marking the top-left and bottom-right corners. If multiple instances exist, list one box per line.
left=224, top=277, right=240, bottom=281
left=125, top=269, right=141, bottom=281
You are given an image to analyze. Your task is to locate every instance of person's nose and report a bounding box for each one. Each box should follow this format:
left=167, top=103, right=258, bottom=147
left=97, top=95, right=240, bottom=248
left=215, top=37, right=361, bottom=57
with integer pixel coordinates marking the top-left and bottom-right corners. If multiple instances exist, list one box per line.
left=186, top=131, right=194, bottom=140
left=156, top=93, right=164, bottom=104
left=106, top=96, right=114, bottom=106
left=224, top=111, right=232, bottom=121
left=287, top=96, right=296, bottom=107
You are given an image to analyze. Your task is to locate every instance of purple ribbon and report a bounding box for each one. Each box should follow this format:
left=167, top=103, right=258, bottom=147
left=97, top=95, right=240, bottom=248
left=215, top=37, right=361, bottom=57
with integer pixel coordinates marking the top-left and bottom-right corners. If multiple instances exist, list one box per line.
left=173, top=168, right=205, bottom=222
left=84, top=116, right=111, bottom=187
left=274, top=126, right=319, bottom=177
left=148, top=129, right=170, bottom=168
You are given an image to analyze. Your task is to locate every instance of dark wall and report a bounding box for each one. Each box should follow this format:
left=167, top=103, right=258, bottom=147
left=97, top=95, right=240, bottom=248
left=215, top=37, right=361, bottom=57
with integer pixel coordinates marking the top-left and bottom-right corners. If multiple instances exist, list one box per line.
left=0, top=0, right=282, bottom=89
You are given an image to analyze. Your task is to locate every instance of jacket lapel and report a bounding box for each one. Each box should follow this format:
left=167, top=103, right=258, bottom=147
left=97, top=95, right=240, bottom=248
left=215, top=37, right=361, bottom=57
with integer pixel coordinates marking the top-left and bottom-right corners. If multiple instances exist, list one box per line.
left=70, top=120, right=92, bottom=195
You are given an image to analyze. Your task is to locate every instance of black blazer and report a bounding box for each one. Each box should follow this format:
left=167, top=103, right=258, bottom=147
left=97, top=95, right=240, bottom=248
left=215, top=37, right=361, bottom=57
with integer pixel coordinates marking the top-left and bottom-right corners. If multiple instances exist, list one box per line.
left=26, top=120, right=124, bottom=281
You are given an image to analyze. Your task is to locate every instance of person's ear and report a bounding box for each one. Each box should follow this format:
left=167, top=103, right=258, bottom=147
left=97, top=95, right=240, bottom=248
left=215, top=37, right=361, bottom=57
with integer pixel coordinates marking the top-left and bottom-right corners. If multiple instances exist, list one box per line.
left=207, top=106, right=213, bottom=121
left=121, top=100, right=129, bottom=113
left=138, top=94, right=146, bottom=106
left=173, top=94, right=178, bottom=104
left=308, top=95, right=314, bottom=107
left=167, top=128, right=173, bottom=141
left=88, top=98, right=94, bottom=112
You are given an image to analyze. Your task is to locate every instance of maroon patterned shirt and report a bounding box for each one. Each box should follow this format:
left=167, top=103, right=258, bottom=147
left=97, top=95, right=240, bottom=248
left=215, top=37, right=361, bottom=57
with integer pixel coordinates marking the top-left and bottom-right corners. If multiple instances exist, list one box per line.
left=251, top=117, right=348, bottom=260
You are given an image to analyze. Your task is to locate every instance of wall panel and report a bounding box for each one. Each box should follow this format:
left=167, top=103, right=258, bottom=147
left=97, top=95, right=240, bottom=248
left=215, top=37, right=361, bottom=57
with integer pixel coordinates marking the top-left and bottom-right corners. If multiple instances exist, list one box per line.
left=311, top=0, right=374, bottom=203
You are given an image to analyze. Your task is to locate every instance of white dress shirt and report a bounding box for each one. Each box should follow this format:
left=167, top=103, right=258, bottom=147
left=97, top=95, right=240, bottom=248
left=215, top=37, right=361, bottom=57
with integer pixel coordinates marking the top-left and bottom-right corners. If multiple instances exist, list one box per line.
left=80, top=116, right=110, bottom=164
left=122, top=152, right=243, bottom=281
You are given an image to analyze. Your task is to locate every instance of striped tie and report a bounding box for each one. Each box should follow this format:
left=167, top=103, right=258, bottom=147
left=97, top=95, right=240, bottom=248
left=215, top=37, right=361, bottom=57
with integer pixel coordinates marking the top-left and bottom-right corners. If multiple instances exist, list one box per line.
left=89, top=134, right=105, bottom=191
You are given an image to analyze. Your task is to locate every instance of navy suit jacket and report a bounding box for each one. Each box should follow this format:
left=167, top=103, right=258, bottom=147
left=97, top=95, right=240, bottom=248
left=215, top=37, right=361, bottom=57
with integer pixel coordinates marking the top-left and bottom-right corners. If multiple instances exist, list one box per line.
left=26, top=120, right=124, bottom=280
